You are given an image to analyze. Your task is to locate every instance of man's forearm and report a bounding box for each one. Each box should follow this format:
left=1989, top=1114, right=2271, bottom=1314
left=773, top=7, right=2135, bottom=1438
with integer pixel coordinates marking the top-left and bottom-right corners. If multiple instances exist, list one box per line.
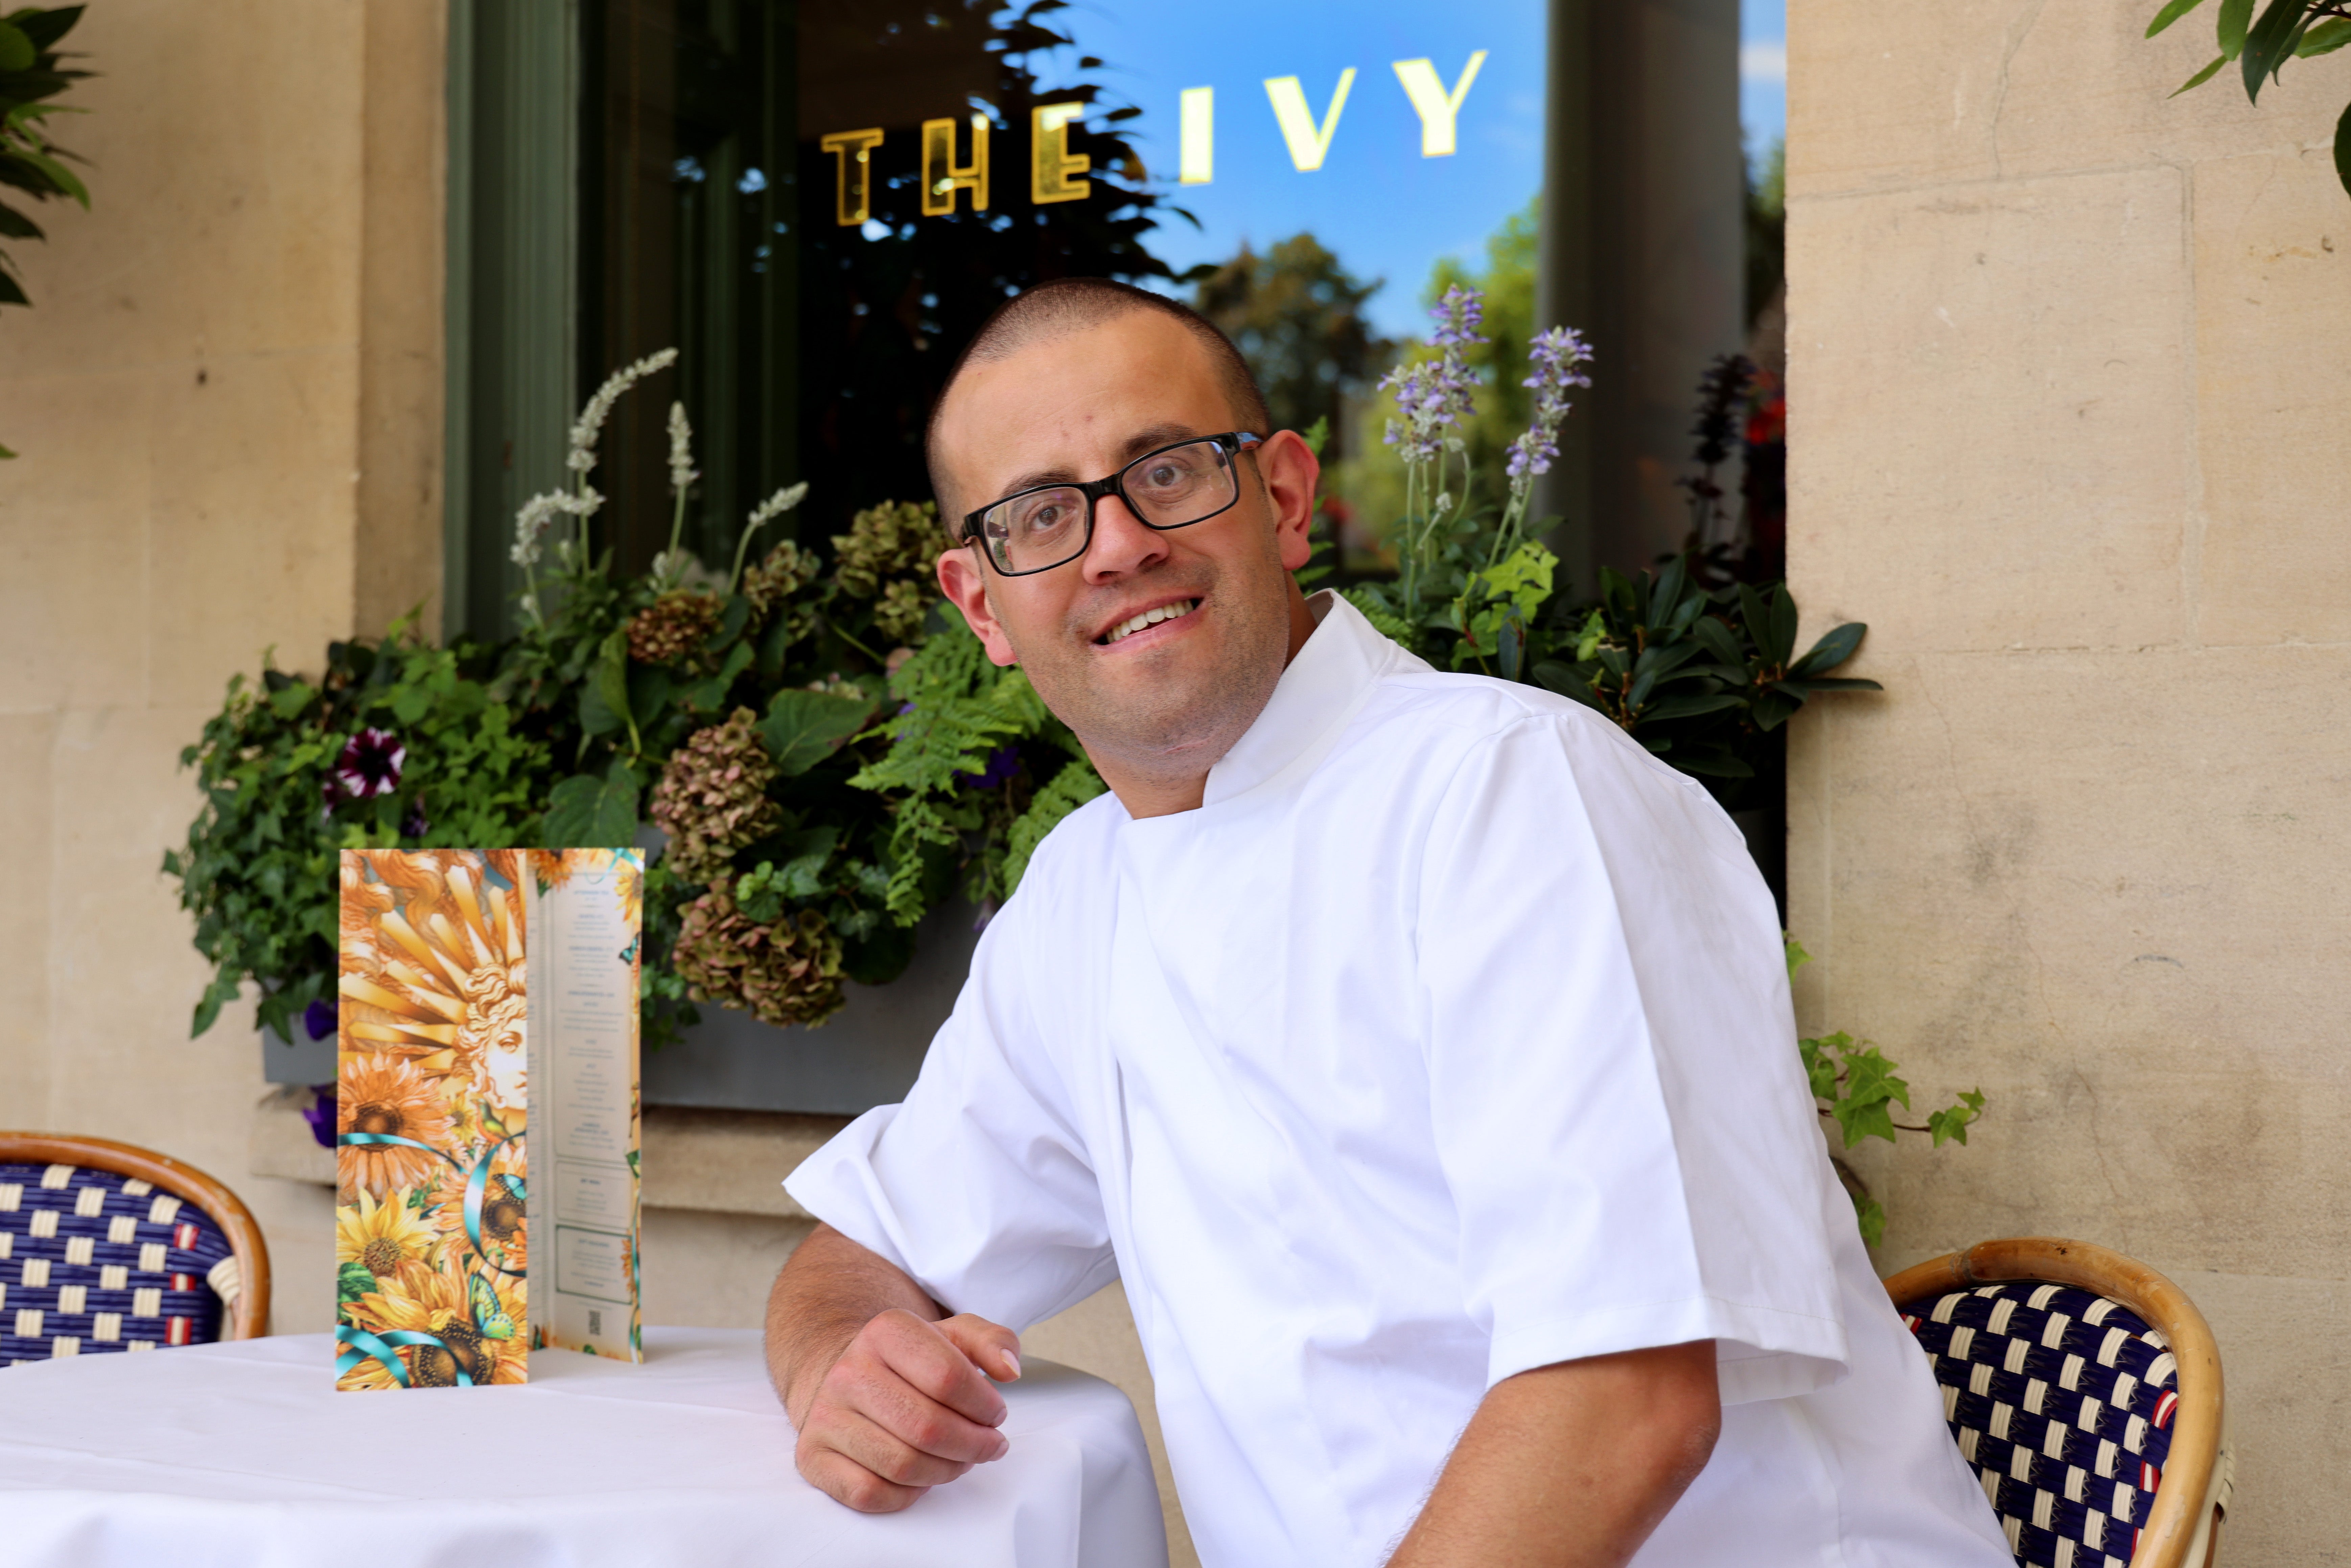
left=1387, top=1340, right=1721, bottom=1568
left=765, top=1222, right=944, bottom=1424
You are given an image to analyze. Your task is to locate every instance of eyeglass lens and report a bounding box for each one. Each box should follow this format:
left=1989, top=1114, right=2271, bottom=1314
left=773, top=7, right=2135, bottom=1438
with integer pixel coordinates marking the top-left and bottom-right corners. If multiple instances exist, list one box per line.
left=981, top=439, right=1237, bottom=575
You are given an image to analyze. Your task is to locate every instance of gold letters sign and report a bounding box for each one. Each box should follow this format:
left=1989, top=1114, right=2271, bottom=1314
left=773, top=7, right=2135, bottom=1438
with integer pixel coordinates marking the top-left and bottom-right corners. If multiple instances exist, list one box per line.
left=819, top=127, right=885, bottom=227
left=921, top=114, right=990, bottom=216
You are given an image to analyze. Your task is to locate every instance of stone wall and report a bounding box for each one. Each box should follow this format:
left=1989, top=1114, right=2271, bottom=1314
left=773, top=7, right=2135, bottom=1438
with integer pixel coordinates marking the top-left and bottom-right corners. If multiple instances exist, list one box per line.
left=1785, top=1, right=2351, bottom=1557
left=0, top=0, right=443, bottom=1331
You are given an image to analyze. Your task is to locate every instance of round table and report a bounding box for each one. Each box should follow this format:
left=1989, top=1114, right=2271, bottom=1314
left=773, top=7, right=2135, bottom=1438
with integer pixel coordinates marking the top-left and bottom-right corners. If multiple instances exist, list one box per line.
left=0, top=1327, right=1170, bottom=1568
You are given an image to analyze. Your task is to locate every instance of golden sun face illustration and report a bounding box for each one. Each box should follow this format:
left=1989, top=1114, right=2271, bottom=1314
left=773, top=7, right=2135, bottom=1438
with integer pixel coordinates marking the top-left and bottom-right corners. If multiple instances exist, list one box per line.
left=338, top=853, right=528, bottom=1105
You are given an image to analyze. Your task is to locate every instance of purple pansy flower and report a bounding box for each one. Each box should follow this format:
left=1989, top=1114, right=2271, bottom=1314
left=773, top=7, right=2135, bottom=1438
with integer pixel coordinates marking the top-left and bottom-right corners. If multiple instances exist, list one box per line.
left=304, top=998, right=339, bottom=1042
left=301, top=1084, right=336, bottom=1150
left=962, top=745, right=1020, bottom=791
left=332, top=728, right=406, bottom=801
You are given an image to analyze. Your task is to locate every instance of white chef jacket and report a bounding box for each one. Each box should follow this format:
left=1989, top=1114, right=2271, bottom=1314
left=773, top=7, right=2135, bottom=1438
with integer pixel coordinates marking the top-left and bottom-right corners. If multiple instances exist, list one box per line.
left=788, top=593, right=2012, bottom=1568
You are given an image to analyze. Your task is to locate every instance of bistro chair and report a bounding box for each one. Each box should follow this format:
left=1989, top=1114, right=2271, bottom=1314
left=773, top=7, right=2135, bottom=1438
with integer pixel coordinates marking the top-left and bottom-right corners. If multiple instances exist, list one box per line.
left=0, top=1132, right=271, bottom=1366
left=1884, top=1238, right=2232, bottom=1568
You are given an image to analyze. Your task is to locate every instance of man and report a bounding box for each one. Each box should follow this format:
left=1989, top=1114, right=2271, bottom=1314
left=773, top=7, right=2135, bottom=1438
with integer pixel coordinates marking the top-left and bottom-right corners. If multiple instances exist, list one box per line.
left=766, top=279, right=2011, bottom=1567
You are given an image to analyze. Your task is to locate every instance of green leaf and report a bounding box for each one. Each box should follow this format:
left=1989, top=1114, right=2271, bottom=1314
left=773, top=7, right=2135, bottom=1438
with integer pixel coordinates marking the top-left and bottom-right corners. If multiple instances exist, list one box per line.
left=2297, top=16, right=2351, bottom=51
left=1639, top=691, right=1743, bottom=723
left=1668, top=751, right=1753, bottom=778
left=679, top=639, right=753, bottom=713
left=1003, top=758, right=1108, bottom=894
left=14, top=7, right=88, bottom=53
left=1766, top=586, right=1799, bottom=668
left=2336, top=99, right=2351, bottom=199
left=760, top=688, right=876, bottom=776
left=1777, top=676, right=1884, bottom=694
left=1789, top=621, right=1866, bottom=677
left=1299, top=415, right=1329, bottom=456
left=0, top=23, right=33, bottom=73
left=1798, top=1031, right=1842, bottom=1099
left=1750, top=690, right=1802, bottom=732
left=593, top=632, right=632, bottom=730
left=338, top=1260, right=378, bottom=1304
left=1928, top=1088, right=1988, bottom=1148
left=267, top=681, right=316, bottom=720
left=1530, top=660, right=1600, bottom=707
left=2219, top=0, right=2255, bottom=56
left=2148, top=0, right=2212, bottom=34
left=1785, top=934, right=1813, bottom=980
left=9, top=144, right=86, bottom=206
left=2171, top=52, right=2232, bottom=92
left=2242, top=0, right=2311, bottom=98
left=578, top=676, right=625, bottom=737
left=1735, top=582, right=1774, bottom=657
left=1851, top=1190, right=1887, bottom=1249
left=542, top=761, right=639, bottom=848
left=775, top=824, right=840, bottom=898
left=1690, top=615, right=1745, bottom=668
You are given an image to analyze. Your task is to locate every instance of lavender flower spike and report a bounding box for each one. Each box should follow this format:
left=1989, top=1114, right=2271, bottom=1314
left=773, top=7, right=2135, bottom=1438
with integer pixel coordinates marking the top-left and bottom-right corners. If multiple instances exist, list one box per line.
left=510, top=486, right=604, bottom=567
left=1429, top=284, right=1488, bottom=349
left=1506, top=326, right=1598, bottom=487
left=568, top=347, right=680, bottom=475
left=667, top=400, right=699, bottom=495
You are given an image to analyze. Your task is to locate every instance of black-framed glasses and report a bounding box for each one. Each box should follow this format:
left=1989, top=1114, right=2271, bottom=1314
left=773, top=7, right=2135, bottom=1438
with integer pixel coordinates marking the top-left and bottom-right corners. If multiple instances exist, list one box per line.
left=959, top=432, right=1263, bottom=577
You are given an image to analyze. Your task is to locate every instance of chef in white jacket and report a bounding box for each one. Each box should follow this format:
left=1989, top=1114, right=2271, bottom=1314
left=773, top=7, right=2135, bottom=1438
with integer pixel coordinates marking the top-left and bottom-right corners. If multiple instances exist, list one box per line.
left=765, top=279, right=2012, bottom=1568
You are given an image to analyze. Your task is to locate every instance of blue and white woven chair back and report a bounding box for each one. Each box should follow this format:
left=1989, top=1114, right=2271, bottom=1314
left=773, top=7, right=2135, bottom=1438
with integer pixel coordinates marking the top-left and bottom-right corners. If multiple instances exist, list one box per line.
left=1904, top=1282, right=2182, bottom=1568
left=0, top=1161, right=240, bottom=1367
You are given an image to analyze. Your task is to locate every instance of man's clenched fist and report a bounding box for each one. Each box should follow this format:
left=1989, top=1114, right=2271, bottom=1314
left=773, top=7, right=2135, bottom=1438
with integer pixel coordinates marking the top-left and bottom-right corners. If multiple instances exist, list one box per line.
left=789, top=1308, right=1025, bottom=1512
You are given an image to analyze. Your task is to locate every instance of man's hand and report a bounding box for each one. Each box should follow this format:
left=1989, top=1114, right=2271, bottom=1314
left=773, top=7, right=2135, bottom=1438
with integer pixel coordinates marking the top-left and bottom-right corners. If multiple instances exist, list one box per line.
left=1386, top=1339, right=1721, bottom=1568
left=792, top=1308, right=1024, bottom=1512
left=766, top=1223, right=1025, bottom=1513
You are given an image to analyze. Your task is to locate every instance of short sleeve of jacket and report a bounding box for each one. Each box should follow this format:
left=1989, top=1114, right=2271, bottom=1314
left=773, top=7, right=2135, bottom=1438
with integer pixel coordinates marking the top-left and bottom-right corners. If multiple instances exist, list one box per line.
left=783, top=875, right=1119, bottom=1331
left=1417, top=710, right=1849, bottom=1404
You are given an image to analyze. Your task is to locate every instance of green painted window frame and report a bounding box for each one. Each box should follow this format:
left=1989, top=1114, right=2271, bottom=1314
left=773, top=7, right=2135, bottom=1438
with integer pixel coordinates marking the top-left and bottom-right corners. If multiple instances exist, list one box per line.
left=443, top=0, right=581, bottom=642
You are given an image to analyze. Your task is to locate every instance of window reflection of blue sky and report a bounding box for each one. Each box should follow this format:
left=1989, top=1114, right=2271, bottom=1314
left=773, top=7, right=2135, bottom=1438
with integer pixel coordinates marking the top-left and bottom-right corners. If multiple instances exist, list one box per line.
left=1050, top=0, right=1546, bottom=339
left=1032, top=2, right=1784, bottom=340
left=1741, top=0, right=1787, bottom=163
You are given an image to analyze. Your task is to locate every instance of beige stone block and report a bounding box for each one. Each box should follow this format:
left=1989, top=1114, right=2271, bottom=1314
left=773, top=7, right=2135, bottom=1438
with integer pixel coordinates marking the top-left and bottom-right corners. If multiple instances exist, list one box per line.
left=356, top=0, right=448, bottom=643
left=641, top=1108, right=849, bottom=1218
left=1787, top=0, right=2021, bottom=198
left=0, top=0, right=365, bottom=379
left=1788, top=167, right=2191, bottom=653
left=2191, top=154, right=2351, bottom=647
left=1028, top=1283, right=1200, bottom=1568
left=146, top=347, right=360, bottom=708
left=2171, top=1270, right=2351, bottom=1568
left=1990, top=0, right=2351, bottom=182
left=0, top=714, right=58, bottom=1126
left=0, top=371, right=155, bottom=711
left=638, top=1207, right=816, bottom=1333
left=1790, top=644, right=2351, bottom=1277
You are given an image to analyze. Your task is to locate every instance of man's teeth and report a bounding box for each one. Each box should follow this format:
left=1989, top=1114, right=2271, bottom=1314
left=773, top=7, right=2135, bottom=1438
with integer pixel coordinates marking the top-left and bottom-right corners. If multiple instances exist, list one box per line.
left=1104, top=599, right=1198, bottom=644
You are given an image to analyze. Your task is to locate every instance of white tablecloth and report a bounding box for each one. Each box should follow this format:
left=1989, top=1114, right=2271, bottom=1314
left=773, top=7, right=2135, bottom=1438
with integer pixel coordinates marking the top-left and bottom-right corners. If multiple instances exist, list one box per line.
left=0, top=1328, right=1170, bottom=1568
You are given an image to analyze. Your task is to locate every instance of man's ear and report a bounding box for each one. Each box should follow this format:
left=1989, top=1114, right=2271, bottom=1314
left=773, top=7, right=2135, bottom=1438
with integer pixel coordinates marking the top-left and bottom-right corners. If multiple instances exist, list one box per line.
left=1254, top=430, right=1322, bottom=572
left=936, top=545, right=1021, bottom=667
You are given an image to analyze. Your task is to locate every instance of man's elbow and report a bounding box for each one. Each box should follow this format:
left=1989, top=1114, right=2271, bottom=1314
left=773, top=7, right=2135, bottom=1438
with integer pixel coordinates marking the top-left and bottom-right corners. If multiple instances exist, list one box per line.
left=1659, top=1388, right=1722, bottom=1497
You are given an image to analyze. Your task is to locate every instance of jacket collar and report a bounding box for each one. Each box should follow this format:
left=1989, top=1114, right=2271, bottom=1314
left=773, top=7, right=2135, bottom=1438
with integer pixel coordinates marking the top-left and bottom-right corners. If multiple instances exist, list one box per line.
left=1199, top=591, right=1420, bottom=807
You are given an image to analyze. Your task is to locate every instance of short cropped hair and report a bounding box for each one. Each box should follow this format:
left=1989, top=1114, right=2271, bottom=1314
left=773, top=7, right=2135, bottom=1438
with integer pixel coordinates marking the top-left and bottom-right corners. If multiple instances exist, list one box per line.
left=926, top=278, right=1273, bottom=519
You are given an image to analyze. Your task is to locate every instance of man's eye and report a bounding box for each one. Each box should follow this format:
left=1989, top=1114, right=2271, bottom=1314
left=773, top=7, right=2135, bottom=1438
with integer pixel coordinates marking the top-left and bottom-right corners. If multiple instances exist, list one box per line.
left=1144, top=464, right=1181, bottom=488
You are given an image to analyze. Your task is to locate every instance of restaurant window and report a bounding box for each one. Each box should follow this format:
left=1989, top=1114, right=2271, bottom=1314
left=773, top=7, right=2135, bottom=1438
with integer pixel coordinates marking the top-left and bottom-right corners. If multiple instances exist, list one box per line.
left=443, top=0, right=1747, bottom=640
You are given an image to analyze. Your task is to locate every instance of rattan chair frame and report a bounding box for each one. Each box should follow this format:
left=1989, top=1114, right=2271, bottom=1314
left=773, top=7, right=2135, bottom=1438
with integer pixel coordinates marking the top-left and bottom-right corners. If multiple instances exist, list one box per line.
left=1883, top=1237, right=2226, bottom=1568
left=0, top=1132, right=272, bottom=1341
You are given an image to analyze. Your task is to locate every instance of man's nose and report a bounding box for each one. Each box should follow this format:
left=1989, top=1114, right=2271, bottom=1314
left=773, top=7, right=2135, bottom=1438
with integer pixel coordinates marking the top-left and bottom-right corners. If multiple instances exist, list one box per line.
left=1080, top=492, right=1170, bottom=582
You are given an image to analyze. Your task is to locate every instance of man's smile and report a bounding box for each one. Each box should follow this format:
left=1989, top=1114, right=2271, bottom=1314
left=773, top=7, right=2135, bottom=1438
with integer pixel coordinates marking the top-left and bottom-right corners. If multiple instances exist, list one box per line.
left=1092, top=595, right=1203, bottom=648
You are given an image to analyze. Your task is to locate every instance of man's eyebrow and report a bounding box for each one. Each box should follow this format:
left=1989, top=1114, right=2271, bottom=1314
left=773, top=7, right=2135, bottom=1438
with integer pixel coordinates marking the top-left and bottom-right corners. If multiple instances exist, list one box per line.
left=985, top=423, right=1210, bottom=502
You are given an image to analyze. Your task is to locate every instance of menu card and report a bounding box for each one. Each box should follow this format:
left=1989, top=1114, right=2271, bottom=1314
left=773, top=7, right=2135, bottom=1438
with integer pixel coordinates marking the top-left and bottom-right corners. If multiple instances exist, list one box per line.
left=332, top=849, right=643, bottom=1389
